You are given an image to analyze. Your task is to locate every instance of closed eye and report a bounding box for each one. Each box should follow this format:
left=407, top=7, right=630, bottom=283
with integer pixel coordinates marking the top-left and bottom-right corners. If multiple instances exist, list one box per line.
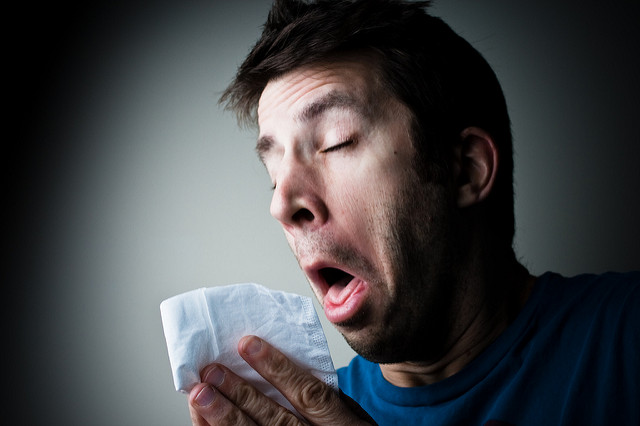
left=321, top=139, right=355, bottom=153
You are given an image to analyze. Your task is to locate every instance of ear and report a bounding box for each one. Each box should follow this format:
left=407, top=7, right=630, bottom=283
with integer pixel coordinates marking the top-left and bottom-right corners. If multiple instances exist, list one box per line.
left=453, top=127, right=498, bottom=208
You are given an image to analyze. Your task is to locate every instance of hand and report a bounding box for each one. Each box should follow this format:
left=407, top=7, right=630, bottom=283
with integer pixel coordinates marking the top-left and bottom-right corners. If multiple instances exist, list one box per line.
left=188, top=335, right=376, bottom=425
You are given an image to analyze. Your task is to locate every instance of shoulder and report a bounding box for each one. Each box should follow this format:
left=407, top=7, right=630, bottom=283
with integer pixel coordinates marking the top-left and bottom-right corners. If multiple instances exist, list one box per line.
left=536, top=270, right=639, bottom=312
left=532, top=270, right=640, bottom=358
left=540, top=269, right=639, bottom=289
left=530, top=271, right=640, bottom=423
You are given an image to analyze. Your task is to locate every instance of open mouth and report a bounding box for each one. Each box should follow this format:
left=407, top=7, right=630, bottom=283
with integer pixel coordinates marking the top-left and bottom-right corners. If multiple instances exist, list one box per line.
left=314, top=265, right=367, bottom=324
left=318, top=267, right=354, bottom=289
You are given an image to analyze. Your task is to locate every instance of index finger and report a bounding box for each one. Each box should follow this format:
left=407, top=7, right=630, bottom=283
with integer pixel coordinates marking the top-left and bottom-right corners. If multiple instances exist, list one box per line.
left=238, top=335, right=368, bottom=425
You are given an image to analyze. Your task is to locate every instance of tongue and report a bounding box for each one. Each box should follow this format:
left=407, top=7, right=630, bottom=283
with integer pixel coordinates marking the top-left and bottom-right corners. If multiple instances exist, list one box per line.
left=325, top=277, right=357, bottom=306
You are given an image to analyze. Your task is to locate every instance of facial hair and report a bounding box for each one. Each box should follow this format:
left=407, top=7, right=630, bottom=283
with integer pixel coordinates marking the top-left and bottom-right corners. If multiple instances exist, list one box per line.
left=293, top=159, right=461, bottom=364
left=346, top=170, right=460, bottom=364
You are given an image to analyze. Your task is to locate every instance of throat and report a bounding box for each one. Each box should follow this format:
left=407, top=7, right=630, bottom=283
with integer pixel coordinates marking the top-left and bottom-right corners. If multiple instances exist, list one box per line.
left=320, top=267, right=354, bottom=287
left=378, top=273, right=537, bottom=388
left=320, top=267, right=356, bottom=304
left=379, top=352, right=476, bottom=387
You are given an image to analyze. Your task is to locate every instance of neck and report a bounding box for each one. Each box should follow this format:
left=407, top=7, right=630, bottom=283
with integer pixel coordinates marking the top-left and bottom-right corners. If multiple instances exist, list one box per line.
left=380, top=254, right=535, bottom=387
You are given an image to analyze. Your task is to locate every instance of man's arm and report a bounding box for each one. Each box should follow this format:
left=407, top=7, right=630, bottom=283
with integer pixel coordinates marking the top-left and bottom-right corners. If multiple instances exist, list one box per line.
left=188, top=335, right=376, bottom=425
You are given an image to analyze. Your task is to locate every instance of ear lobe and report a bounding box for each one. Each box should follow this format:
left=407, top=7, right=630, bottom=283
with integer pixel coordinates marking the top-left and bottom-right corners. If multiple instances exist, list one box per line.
left=455, top=127, right=498, bottom=208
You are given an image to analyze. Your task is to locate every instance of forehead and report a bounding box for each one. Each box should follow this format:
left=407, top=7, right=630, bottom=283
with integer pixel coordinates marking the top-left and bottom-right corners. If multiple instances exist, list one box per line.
left=257, top=58, right=383, bottom=127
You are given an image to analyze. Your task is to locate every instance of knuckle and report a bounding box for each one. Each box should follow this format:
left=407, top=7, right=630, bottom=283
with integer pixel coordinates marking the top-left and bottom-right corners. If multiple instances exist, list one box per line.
left=268, top=406, right=301, bottom=426
left=296, top=378, right=335, bottom=415
left=267, top=353, right=293, bottom=380
left=229, top=380, right=261, bottom=408
left=219, top=409, right=247, bottom=426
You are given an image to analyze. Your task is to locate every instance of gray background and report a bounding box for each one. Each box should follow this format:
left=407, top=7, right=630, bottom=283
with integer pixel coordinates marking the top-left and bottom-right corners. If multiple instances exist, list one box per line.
left=8, top=0, right=639, bottom=424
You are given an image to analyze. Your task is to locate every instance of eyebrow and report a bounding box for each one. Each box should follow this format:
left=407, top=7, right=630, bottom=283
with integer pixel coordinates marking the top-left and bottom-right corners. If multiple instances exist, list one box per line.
left=295, top=91, right=364, bottom=123
left=256, top=134, right=275, bottom=164
left=256, top=90, right=367, bottom=162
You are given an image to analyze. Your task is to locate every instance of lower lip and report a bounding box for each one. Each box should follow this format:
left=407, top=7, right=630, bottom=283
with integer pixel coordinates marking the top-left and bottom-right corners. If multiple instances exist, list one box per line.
left=323, top=279, right=368, bottom=324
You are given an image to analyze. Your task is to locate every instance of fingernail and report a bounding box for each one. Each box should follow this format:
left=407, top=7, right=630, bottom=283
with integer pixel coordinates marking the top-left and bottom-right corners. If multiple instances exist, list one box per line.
left=195, top=386, right=216, bottom=407
left=203, top=365, right=225, bottom=387
left=243, top=336, right=262, bottom=355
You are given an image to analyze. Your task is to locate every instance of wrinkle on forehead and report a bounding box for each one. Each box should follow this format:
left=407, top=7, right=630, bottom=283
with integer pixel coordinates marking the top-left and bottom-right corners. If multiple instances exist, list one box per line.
left=254, top=56, right=414, bottom=166
left=257, top=58, right=385, bottom=126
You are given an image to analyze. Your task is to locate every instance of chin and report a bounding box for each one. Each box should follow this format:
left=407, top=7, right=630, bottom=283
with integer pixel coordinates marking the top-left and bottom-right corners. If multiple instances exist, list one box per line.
left=341, top=324, right=413, bottom=364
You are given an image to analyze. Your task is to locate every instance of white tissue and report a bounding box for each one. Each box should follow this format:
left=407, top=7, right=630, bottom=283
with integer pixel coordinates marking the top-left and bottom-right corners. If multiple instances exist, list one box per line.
left=160, top=283, right=338, bottom=413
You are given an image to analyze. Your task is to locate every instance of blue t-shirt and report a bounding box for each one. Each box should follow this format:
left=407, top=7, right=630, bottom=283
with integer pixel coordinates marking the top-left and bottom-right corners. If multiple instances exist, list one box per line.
left=338, top=271, right=639, bottom=425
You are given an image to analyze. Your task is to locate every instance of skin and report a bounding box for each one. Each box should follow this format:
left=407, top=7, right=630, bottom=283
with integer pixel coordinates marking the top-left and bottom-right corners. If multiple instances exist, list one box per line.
left=189, top=336, right=375, bottom=425
left=257, top=58, right=458, bottom=364
left=189, top=57, right=535, bottom=424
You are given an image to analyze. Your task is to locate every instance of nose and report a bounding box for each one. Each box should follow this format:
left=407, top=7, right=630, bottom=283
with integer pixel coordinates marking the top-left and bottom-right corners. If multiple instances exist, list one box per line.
left=269, top=158, right=328, bottom=232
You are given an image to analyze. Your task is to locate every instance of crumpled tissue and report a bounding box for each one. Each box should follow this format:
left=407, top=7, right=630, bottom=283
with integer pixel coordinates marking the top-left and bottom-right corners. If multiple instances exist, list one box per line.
left=160, top=283, right=338, bottom=413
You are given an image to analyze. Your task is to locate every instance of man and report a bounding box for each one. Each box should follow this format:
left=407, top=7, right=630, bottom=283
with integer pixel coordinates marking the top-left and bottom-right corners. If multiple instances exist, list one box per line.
left=187, top=0, right=639, bottom=424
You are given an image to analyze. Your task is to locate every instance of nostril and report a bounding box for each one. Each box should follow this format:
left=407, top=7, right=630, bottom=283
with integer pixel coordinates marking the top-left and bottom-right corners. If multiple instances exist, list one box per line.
left=292, top=208, right=315, bottom=223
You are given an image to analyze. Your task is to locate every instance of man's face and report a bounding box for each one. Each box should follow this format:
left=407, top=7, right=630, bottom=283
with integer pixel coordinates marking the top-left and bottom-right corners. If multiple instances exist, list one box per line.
left=257, top=58, right=458, bottom=363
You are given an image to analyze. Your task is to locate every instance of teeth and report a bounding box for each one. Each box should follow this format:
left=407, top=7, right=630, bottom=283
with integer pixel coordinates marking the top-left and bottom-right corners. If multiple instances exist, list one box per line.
left=319, top=267, right=354, bottom=287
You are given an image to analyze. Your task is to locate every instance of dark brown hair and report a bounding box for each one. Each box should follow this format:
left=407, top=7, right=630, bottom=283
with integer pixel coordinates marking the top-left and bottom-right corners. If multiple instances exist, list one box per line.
left=221, top=0, right=515, bottom=248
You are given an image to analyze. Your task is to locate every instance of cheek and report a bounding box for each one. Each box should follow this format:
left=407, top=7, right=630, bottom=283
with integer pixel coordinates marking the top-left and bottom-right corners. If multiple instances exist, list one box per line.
left=329, top=183, right=365, bottom=226
left=330, top=170, right=401, bottom=243
left=324, top=139, right=416, bottom=240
